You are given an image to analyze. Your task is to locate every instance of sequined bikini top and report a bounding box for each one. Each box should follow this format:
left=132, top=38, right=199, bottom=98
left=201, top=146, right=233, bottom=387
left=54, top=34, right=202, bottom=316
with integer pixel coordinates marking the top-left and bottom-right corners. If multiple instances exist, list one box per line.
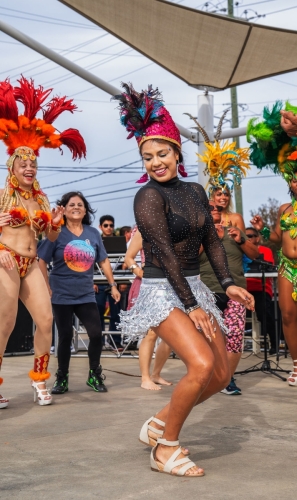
left=280, top=201, right=297, bottom=239
left=7, top=207, right=51, bottom=233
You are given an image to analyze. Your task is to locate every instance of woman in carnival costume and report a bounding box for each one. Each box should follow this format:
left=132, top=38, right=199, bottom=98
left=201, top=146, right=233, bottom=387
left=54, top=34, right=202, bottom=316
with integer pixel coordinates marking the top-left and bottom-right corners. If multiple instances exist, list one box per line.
left=188, top=111, right=249, bottom=230
left=248, top=101, right=297, bottom=386
left=194, top=122, right=258, bottom=394
left=0, top=77, right=86, bottom=407
left=114, top=83, right=254, bottom=477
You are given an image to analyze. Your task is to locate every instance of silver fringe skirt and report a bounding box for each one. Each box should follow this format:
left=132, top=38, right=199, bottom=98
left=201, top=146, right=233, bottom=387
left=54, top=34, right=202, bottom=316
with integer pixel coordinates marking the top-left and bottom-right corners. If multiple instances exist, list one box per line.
left=119, top=275, right=227, bottom=339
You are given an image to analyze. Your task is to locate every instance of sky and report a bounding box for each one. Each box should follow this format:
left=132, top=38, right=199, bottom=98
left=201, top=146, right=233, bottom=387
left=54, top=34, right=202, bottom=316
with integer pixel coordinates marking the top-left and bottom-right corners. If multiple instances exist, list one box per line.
left=0, top=0, right=296, bottom=228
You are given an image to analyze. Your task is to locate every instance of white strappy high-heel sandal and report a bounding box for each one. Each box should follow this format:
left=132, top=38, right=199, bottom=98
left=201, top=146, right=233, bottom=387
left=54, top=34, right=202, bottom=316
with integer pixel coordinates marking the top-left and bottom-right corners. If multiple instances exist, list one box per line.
left=0, top=393, right=9, bottom=409
left=139, top=416, right=165, bottom=446
left=32, top=381, right=52, bottom=406
left=288, top=360, right=297, bottom=386
left=139, top=416, right=190, bottom=455
left=150, top=438, right=204, bottom=477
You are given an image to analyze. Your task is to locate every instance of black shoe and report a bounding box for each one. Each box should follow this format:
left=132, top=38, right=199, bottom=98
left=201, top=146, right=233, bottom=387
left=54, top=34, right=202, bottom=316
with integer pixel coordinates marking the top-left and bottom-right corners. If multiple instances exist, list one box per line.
left=269, top=347, right=277, bottom=355
left=51, top=370, right=69, bottom=394
left=86, top=366, right=108, bottom=393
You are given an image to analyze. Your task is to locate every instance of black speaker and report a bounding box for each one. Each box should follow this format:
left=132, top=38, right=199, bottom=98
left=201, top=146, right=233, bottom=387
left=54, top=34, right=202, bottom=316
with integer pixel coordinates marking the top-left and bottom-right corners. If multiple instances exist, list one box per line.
left=5, top=300, right=33, bottom=354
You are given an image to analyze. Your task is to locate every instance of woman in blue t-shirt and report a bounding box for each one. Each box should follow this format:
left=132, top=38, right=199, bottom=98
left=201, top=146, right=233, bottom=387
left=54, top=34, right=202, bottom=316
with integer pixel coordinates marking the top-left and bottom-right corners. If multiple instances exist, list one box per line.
left=38, top=191, right=120, bottom=394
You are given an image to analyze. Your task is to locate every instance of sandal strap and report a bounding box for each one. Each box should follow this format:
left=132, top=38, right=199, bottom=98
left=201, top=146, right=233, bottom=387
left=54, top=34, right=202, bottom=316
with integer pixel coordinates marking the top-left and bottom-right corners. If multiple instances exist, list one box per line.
left=152, top=416, right=165, bottom=426
left=177, top=460, right=198, bottom=476
left=157, top=438, right=180, bottom=447
left=148, top=425, right=163, bottom=435
left=162, top=446, right=196, bottom=475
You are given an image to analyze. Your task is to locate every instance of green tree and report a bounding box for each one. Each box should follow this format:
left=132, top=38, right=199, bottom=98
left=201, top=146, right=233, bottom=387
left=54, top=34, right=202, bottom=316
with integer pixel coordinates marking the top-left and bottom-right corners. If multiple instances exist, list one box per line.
left=250, top=198, right=281, bottom=261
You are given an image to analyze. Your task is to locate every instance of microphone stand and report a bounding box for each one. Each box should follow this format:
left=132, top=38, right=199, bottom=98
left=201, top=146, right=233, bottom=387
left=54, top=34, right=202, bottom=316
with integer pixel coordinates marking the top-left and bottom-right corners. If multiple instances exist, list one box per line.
left=236, top=261, right=289, bottom=381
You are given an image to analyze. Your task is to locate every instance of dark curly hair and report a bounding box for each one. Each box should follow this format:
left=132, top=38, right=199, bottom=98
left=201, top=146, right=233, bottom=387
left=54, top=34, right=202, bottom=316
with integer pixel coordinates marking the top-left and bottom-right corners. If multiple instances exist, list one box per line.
left=57, top=191, right=96, bottom=226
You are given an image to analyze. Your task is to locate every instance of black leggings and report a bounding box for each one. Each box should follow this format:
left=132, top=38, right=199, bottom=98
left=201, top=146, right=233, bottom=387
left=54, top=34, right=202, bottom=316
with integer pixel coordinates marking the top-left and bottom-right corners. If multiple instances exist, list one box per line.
left=52, top=303, right=103, bottom=375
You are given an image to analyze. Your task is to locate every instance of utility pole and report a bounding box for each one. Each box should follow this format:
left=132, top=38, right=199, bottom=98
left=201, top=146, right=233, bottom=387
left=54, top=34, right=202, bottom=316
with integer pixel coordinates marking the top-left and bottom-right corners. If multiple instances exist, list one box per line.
left=228, top=0, right=243, bottom=215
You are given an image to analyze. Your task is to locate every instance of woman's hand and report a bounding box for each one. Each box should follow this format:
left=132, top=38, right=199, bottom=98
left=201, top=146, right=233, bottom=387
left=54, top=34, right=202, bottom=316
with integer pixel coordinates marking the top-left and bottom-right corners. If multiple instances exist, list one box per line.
left=188, top=307, right=216, bottom=342
left=111, top=286, right=121, bottom=303
left=226, top=286, right=255, bottom=311
left=250, top=215, right=264, bottom=231
left=0, top=212, right=12, bottom=227
left=280, top=110, right=297, bottom=137
left=0, top=250, right=16, bottom=271
left=51, top=206, right=64, bottom=225
left=93, top=284, right=98, bottom=293
left=133, top=267, right=144, bottom=279
left=227, top=227, right=241, bottom=243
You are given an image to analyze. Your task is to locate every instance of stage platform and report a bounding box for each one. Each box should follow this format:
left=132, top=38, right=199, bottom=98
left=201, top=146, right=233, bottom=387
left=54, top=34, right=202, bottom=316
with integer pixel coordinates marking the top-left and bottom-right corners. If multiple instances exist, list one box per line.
left=0, top=353, right=295, bottom=500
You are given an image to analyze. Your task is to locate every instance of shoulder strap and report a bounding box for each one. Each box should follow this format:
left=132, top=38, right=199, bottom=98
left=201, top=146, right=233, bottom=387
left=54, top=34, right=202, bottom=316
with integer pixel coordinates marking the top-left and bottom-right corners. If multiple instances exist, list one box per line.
left=282, top=203, right=292, bottom=215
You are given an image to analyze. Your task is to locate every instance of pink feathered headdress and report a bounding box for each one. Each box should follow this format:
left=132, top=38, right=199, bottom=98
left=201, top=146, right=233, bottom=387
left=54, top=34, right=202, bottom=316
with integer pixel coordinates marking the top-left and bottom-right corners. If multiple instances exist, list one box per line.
left=113, top=83, right=187, bottom=182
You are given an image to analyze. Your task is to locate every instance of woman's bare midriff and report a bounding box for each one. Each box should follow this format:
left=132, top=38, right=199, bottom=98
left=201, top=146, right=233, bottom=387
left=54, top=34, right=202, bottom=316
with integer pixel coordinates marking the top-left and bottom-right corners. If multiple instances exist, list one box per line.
left=282, top=231, right=297, bottom=260
left=0, top=224, right=38, bottom=257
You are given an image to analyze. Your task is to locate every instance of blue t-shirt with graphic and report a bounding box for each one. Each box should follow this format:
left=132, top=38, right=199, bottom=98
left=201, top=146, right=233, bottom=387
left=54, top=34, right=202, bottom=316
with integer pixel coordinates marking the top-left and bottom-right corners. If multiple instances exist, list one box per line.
left=38, top=225, right=108, bottom=304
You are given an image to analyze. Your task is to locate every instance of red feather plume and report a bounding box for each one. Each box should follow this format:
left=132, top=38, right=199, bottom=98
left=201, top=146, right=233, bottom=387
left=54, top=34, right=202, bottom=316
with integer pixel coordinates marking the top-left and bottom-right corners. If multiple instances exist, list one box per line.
left=14, top=76, right=52, bottom=121
left=59, top=129, right=86, bottom=160
left=0, top=80, right=18, bottom=122
left=43, top=96, right=78, bottom=124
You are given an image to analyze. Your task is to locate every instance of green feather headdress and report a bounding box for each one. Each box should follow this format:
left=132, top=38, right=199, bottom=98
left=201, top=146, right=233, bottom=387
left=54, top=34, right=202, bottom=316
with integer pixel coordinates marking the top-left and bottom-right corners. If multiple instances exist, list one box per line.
left=247, top=101, right=297, bottom=182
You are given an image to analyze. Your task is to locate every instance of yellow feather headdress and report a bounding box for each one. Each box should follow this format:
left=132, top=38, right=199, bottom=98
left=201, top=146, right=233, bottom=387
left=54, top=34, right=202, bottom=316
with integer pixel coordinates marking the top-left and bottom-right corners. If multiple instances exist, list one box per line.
left=198, top=140, right=250, bottom=194
left=185, top=110, right=250, bottom=195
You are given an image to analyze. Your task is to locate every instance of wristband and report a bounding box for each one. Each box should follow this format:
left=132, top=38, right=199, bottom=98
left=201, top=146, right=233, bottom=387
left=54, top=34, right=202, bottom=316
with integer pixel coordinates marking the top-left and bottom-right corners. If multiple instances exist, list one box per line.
left=185, top=304, right=200, bottom=315
left=129, top=264, right=138, bottom=271
left=259, top=226, right=271, bottom=241
left=109, top=282, right=118, bottom=288
left=51, top=218, right=64, bottom=233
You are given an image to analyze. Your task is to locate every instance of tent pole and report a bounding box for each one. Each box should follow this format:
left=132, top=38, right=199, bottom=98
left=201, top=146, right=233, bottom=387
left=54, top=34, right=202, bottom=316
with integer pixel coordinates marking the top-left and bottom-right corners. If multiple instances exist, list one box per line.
left=197, top=92, right=214, bottom=187
left=228, top=0, right=243, bottom=215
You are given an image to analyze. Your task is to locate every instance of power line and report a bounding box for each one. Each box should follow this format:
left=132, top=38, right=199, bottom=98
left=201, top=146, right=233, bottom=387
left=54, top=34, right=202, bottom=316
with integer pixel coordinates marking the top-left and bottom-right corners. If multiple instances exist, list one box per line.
left=69, top=62, right=155, bottom=98
left=0, top=10, right=99, bottom=30
left=264, top=5, right=297, bottom=16
left=42, top=160, right=142, bottom=190
left=0, top=6, right=101, bottom=29
left=1, top=34, right=108, bottom=78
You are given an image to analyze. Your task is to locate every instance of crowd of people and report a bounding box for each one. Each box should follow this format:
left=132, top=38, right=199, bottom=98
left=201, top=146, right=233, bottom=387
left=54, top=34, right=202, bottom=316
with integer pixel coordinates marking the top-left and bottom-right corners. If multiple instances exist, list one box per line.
left=1, top=77, right=297, bottom=477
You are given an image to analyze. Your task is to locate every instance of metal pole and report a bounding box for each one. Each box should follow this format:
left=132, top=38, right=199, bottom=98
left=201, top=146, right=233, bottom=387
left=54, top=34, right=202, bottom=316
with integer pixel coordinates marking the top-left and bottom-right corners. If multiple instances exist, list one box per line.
left=197, top=93, right=214, bottom=187
left=228, top=0, right=243, bottom=215
left=0, top=20, right=196, bottom=142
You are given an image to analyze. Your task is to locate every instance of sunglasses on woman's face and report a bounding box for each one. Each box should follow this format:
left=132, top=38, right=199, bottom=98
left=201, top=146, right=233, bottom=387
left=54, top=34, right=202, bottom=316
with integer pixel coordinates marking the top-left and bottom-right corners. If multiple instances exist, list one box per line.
left=103, top=223, right=114, bottom=228
left=246, top=233, right=257, bottom=239
left=209, top=205, right=224, bottom=213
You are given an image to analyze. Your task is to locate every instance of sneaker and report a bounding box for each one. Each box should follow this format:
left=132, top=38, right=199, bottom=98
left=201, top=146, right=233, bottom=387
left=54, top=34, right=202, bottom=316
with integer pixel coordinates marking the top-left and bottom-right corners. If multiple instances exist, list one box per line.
left=86, top=366, right=108, bottom=393
left=221, top=384, right=241, bottom=395
left=229, top=376, right=241, bottom=393
left=51, top=370, right=69, bottom=394
left=50, top=346, right=55, bottom=354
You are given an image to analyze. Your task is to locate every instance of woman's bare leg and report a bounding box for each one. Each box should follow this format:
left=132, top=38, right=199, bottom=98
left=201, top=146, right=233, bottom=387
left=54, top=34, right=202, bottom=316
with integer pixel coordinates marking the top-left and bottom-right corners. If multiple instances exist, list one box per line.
left=139, top=329, right=161, bottom=390
left=19, top=262, right=53, bottom=397
left=150, top=308, right=230, bottom=475
left=0, top=266, right=20, bottom=357
left=151, top=341, right=172, bottom=385
left=20, top=262, right=53, bottom=357
left=227, top=352, right=242, bottom=378
left=278, top=274, right=297, bottom=381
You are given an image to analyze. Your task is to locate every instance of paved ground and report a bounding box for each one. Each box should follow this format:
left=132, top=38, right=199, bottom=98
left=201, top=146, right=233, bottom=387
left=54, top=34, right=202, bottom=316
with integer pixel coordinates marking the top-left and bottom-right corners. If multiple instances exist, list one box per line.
left=0, top=351, right=296, bottom=500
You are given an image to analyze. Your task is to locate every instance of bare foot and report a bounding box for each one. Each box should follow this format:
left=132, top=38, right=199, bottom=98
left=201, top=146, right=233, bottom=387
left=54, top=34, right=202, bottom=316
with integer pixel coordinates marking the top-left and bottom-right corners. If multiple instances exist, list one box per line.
left=141, top=379, right=162, bottom=391
left=151, top=375, right=172, bottom=386
left=155, top=444, right=204, bottom=476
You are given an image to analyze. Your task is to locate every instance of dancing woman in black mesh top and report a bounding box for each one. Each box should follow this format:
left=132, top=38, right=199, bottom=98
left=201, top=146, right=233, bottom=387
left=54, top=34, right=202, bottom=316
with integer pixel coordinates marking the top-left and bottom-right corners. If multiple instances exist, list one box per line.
left=115, top=84, right=255, bottom=478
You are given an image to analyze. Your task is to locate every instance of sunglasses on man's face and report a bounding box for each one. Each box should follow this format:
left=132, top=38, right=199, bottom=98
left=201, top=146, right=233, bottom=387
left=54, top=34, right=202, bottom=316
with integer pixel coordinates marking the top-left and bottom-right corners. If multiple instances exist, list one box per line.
left=246, top=233, right=257, bottom=239
left=209, top=205, right=224, bottom=213
left=103, top=223, right=114, bottom=228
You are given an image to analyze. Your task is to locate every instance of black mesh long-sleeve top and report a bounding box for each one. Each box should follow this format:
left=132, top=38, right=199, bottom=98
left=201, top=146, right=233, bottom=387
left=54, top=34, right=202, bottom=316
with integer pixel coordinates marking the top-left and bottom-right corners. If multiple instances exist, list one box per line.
left=134, top=177, right=235, bottom=310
